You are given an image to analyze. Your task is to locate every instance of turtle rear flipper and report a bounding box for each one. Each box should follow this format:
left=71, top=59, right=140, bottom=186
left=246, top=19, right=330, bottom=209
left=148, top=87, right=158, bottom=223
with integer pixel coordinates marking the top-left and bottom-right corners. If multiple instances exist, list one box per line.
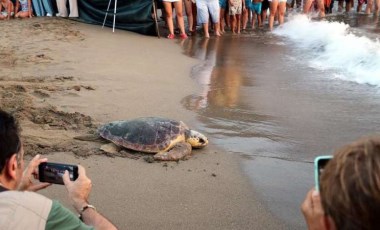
left=153, top=142, right=192, bottom=161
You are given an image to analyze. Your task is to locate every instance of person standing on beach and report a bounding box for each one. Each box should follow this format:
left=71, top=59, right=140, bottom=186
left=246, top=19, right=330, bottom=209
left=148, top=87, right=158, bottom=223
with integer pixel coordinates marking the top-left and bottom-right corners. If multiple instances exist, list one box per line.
left=162, top=0, right=188, bottom=39
left=14, top=0, right=32, bottom=18
left=196, top=0, right=221, bottom=37
left=0, top=109, right=117, bottom=230
left=229, top=0, right=244, bottom=34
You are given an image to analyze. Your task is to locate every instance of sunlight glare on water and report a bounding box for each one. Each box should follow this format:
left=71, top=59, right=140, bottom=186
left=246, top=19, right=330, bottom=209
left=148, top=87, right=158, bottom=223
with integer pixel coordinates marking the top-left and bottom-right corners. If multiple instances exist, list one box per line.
left=273, top=15, right=380, bottom=86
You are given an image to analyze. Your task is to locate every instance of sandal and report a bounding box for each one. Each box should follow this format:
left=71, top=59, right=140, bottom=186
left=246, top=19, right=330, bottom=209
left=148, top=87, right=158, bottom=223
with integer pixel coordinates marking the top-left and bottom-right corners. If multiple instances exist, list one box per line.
left=180, top=33, right=188, bottom=39
left=167, top=34, right=175, bottom=39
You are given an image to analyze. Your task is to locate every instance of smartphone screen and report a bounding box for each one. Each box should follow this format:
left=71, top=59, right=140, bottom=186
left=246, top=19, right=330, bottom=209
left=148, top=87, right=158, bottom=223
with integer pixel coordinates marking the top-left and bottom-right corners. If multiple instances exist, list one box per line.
left=314, top=155, right=333, bottom=191
left=39, top=162, right=78, bottom=185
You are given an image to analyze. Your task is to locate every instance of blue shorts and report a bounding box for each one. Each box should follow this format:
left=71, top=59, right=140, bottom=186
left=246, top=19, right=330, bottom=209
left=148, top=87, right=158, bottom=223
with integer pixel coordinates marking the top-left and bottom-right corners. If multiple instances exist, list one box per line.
left=219, top=0, right=227, bottom=9
left=251, top=2, right=262, bottom=14
left=245, top=0, right=252, bottom=9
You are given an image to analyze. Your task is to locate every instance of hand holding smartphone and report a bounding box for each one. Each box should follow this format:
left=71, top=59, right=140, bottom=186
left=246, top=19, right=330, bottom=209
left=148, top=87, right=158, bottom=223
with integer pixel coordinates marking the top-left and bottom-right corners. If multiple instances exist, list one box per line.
left=39, top=162, right=79, bottom=185
left=314, top=155, right=333, bottom=191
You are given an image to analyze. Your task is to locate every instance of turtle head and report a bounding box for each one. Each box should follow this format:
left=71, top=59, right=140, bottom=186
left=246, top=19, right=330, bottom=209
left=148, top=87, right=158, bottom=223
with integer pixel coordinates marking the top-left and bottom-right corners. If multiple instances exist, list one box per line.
left=186, top=130, right=208, bottom=148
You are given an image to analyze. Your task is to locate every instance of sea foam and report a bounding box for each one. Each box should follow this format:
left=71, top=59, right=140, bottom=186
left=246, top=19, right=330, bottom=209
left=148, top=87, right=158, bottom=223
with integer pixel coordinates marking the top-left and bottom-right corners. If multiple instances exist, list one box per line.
left=273, top=15, right=380, bottom=87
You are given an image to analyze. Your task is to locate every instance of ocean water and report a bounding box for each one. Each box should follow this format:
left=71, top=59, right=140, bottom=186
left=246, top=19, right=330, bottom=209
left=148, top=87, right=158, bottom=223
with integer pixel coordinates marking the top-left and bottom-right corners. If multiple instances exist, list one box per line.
left=181, top=13, right=380, bottom=229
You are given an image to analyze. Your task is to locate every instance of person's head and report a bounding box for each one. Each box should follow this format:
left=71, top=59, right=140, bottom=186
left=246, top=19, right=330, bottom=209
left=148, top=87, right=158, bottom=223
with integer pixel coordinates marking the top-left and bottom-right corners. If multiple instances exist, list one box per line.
left=0, top=109, right=24, bottom=189
left=320, top=136, right=380, bottom=230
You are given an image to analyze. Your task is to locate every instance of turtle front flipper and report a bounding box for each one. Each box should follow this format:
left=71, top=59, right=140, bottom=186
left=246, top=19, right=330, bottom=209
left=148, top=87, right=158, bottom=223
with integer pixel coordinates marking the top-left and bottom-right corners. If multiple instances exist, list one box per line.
left=153, top=142, right=192, bottom=161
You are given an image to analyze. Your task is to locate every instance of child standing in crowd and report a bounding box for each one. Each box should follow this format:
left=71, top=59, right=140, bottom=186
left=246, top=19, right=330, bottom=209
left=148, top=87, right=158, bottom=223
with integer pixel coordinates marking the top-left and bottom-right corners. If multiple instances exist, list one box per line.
left=196, top=0, right=220, bottom=37
left=251, top=0, right=262, bottom=28
left=0, top=0, right=14, bottom=19
left=15, top=0, right=32, bottom=18
left=163, top=0, right=187, bottom=39
left=229, top=0, right=244, bottom=34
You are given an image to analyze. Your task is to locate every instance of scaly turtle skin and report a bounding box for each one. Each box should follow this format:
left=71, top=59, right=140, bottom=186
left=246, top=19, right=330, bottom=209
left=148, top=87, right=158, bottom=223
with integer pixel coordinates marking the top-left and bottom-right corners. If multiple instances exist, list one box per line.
left=96, top=117, right=208, bottom=161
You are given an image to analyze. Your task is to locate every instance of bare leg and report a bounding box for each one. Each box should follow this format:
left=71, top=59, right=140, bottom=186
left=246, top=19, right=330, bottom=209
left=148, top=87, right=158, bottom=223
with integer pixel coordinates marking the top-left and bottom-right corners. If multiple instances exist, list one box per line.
left=163, top=2, right=174, bottom=35
left=173, top=1, right=186, bottom=35
left=237, top=14, right=241, bottom=33
left=202, top=23, right=210, bottom=37
left=357, top=2, right=363, bottom=12
left=257, top=12, right=262, bottom=27
left=366, top=0, right=373, bottom=14
left=251, top=11, right=257, bottom=28
left=231, top=15, right=236, bottom=33
left=303, top=0, right=313, bottom=13
left=278, top=1, right=286, bottom=24
left=269, top=0, right=279, bottom=30
left=220, top=8, right=225, bottom=33
left=184, top=0, right=193, bottom=32
left=242, top=7, right=248, bottom=29
left=375, top=0, right=380, bottom=14
left=317, top=0, right=325, bottom=17
left=214, top=22, right=221, bottom=35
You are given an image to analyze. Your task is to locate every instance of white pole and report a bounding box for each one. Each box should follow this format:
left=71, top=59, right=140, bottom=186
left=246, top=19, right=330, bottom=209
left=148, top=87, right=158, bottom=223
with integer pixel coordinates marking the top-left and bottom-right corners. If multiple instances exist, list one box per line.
left=113, top=0, right=117, bottom=32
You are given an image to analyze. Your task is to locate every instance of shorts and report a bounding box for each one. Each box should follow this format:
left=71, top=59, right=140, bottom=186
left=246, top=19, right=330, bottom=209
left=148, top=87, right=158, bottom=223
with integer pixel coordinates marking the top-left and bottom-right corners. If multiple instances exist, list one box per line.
left=162, top=0, right=180, bottom=2
left=219, top=0, right=227, bottom=9
left=196, top=0, right=220, bottom=24
left=245, top=0, right=252, bottom=9
left=251, top=2, right=262, bottom=14
left=229, top=0, right=242, bottom=15
left=261, top=0, right=269, bottom=10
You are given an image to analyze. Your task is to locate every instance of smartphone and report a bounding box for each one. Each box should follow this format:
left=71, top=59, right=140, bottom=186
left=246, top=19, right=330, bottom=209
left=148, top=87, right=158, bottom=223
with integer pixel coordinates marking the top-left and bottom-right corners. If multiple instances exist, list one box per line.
left=39, top=162, right=79, bottom=185
left=314, top=155, right=333, bottom=191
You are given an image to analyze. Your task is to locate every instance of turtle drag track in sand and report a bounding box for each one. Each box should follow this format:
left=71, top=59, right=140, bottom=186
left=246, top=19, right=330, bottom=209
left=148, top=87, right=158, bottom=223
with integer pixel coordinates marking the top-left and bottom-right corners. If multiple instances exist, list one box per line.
left=0, top=75, right=102, bottom=157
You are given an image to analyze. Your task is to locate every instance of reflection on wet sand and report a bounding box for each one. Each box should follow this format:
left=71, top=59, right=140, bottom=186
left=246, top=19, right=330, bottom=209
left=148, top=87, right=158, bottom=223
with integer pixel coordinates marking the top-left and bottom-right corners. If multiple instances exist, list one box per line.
left=181, top=37, right=276, bottom=140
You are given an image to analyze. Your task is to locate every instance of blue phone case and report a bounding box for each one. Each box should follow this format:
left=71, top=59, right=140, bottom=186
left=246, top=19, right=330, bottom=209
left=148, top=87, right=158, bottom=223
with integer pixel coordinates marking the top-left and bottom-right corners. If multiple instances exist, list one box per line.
left=314, top=155, right=333, bottom=191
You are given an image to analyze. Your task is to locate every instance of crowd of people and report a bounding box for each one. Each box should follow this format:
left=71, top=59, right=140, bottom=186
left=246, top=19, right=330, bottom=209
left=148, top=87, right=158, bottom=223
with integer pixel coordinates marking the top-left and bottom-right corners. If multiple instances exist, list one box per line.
left=157, top=0, right=380, bottom=38
left=0, top=0, right=77, bottom=20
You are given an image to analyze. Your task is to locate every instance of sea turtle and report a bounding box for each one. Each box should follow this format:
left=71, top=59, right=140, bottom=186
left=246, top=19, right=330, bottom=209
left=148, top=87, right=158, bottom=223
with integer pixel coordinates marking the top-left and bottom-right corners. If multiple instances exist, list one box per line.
left=75, top=117, right=208, bottom=161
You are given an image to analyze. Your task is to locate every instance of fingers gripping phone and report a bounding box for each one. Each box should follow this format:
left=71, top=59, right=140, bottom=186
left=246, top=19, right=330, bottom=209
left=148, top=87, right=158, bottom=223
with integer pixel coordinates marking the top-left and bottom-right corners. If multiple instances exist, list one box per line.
left=314, top=155, right=333, bottom=191
left=39, top=162, right=79, bottom=185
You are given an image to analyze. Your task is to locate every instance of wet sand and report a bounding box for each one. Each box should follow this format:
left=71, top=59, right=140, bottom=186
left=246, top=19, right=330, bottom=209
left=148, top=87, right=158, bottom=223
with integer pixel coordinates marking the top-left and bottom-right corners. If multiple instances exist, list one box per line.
left=0, top=18, right=284, bottom=229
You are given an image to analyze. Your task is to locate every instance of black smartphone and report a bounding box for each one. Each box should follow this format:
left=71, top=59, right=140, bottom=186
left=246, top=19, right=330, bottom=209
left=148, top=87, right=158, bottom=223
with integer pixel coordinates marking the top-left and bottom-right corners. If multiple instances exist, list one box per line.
left=314, top=155, right=333, bottom=191
left=39, top=162, right=79, bottom=185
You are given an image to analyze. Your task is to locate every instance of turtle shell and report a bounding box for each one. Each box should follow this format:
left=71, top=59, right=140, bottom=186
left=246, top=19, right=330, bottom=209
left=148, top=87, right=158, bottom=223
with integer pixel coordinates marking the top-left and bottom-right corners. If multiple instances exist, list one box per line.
left=98, top=117, right=189, bottom=153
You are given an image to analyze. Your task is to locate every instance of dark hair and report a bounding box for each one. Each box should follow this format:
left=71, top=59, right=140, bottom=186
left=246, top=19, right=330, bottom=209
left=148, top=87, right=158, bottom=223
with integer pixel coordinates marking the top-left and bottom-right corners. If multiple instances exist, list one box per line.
left=320, top=136, right=380, bottom=230
left=0, top=109, right=21, bottom=172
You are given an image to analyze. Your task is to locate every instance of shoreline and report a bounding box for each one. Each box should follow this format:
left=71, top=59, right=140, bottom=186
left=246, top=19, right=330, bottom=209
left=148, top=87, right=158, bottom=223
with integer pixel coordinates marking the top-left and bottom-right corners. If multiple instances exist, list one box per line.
left=1, top=18, right=285, bottom=229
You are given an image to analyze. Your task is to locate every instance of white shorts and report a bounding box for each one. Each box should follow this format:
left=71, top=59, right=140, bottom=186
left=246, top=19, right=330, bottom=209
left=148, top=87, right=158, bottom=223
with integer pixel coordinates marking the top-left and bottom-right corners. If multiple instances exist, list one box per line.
left=196, top=0, right=220, bottom=24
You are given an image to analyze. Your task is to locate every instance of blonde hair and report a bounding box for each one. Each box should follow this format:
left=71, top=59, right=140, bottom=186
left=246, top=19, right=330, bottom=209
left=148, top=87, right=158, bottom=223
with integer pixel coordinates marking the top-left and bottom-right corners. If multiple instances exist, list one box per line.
left=320, top=136, right=380, bottom=230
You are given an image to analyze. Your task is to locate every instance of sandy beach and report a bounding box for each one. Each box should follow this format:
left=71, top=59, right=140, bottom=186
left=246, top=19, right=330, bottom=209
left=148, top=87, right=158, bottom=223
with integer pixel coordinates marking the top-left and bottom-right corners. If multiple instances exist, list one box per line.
left=0, top=18, right=285, bottom=229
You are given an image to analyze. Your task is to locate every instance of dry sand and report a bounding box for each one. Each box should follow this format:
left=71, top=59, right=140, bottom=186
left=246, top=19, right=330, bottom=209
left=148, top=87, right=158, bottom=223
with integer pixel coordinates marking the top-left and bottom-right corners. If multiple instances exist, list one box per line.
left=0, top=18, right=285, bottom=229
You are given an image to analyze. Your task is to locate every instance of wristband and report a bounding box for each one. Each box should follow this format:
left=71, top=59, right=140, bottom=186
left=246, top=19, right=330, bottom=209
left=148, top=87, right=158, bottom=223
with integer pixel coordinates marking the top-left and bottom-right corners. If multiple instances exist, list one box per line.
left=79, top=204, right=96, bottom=221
